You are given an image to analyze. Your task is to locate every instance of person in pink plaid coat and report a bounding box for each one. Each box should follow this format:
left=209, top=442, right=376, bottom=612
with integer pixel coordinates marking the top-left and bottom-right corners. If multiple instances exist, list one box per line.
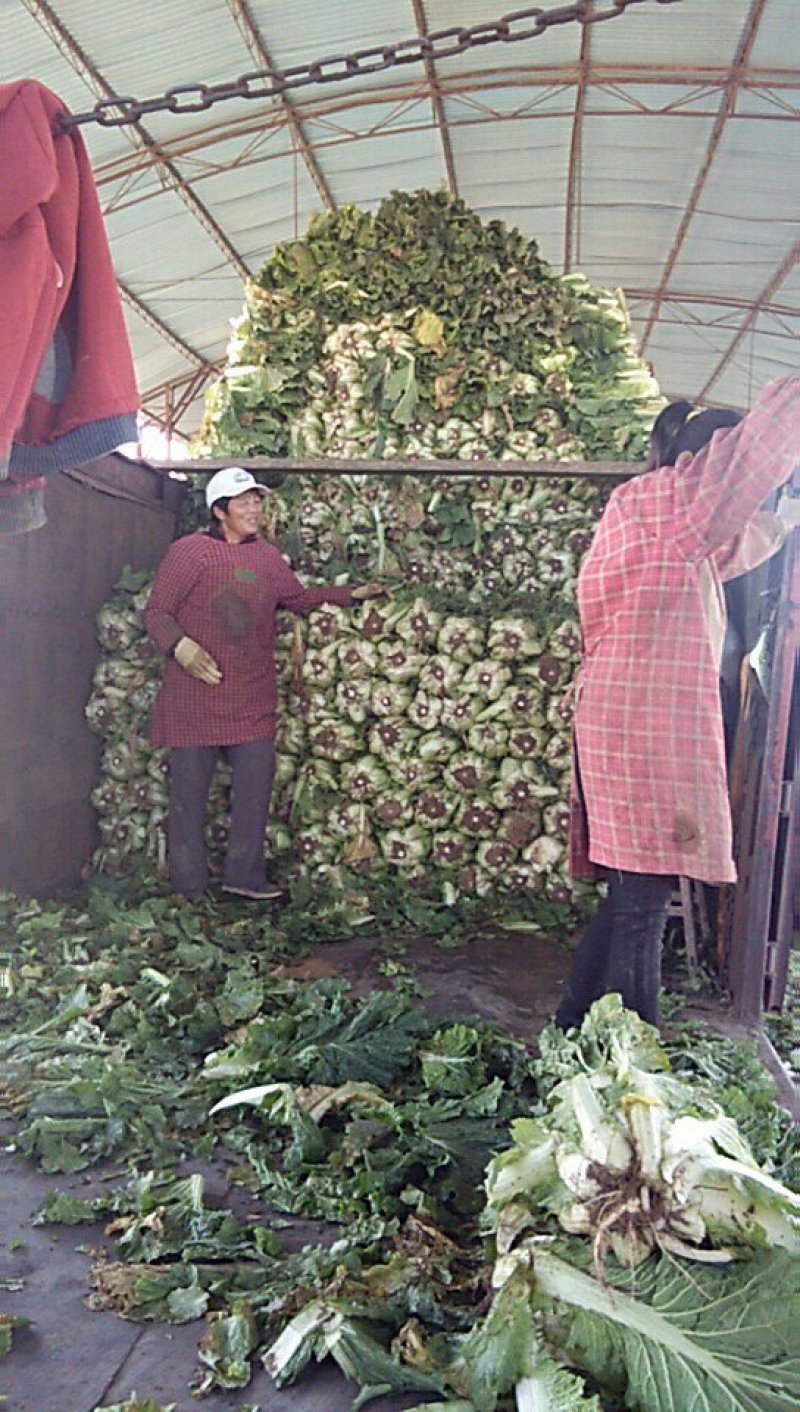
left=556, top=376, right=800, bottom=1030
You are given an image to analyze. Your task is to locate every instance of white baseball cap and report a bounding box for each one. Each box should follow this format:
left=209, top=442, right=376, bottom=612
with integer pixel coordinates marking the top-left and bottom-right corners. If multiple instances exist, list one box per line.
left=204, top=467, right=268, bottom=509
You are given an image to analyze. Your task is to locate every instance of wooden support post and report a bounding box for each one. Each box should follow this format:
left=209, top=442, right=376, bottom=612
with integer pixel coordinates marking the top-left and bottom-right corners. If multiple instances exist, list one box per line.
left=730, top=532, right=800, bottom=1025
left=678, top=877, right=699, bottom=976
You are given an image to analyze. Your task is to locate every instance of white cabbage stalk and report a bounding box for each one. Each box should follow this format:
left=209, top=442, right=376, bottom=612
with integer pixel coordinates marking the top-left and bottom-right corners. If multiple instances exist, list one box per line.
left=380, top=644, right=428, bottom=683
left=490, top=759, right=545, bottom=813
left=309, top=719, right=362, bottom=762
left=372, top=793, right=413, bottom=828
left=431, top=831, right=472, bottom=868
left=335, top=677, right=373, bottom=724
left=301, top=645, right=340, bottom=688
left=466, top=721, right=510, bottom=760
left=393, top=598, right=443, bottom=646
left=485, top=996, right=800, bottom=1268
left=416, top=789, right=457, bottom=830
left=417, top=731, right=459, bottom=764
left=440, top=695, right=483, bottom=734
left=337, top=639, right=378, bottom=677
left=387, top=757, right=436, bottom=793
left=476, top=839, right=518, bottom=873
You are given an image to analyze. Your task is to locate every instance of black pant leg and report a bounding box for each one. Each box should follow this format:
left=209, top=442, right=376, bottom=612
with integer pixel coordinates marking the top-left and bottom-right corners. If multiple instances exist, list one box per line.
left=223, top=738, right=276, bottom=891
left=604, top=870, right=674, bottom=1027
left=555, top=891, right=614, bottom=1030
left=168, top=745, right=219, bottom=898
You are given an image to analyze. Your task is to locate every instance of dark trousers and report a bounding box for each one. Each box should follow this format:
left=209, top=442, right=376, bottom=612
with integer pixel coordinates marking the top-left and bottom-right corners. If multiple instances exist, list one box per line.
left=555, top=869, right=674, bottom=1030
left=168, top=739, right=276, bottom=899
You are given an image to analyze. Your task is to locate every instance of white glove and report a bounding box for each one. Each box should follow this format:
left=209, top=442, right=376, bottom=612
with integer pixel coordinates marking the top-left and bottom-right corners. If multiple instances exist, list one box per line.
left=174, top=636, right=222, bottom=685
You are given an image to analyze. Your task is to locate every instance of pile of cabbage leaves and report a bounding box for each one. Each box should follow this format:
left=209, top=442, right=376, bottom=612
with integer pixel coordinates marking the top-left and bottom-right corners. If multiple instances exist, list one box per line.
left=2, top=886, right=797, bottom=1410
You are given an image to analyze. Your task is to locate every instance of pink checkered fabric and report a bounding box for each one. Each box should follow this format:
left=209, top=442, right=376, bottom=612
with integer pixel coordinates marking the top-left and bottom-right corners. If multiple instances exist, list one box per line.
left=571, top=376, right=800, bottom=884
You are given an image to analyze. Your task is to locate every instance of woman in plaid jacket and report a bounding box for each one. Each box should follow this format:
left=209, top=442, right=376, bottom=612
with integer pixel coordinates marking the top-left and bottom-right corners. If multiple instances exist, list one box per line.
left=556, top=377, right=799, bottom=1030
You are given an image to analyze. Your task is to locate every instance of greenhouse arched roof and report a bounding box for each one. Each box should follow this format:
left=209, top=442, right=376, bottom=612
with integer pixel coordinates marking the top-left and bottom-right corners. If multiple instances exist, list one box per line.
left=4, top=0, right=798, bottom=438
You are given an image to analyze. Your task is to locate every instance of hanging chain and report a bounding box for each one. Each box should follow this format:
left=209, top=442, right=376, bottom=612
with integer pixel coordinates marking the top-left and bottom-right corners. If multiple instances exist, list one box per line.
left=57, top=0, right=684, bottom=130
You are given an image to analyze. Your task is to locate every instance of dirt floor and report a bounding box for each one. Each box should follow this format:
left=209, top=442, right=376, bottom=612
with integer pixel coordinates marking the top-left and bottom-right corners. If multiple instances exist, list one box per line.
left=0, top=925, right=572, bottom=1412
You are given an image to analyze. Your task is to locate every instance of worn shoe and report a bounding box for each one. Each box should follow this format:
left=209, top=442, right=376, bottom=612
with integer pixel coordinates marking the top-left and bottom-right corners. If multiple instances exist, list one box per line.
left=221, top=882, right=283, bottom=901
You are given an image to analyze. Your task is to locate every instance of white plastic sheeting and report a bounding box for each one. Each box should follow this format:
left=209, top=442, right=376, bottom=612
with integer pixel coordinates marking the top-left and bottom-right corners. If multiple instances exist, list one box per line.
left=2, top=0, right=797, bottom=431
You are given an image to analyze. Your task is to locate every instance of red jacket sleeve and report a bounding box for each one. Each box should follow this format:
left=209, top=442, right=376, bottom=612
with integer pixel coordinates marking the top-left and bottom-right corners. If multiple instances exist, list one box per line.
left=144, top=537, right=208, bottom=653
left=269, top=547, right=354, bottom=614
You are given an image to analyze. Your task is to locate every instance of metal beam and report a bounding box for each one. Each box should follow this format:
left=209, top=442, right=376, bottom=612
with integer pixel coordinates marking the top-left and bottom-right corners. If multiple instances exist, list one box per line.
left=118, top=284, right=209, bottom=368
left=697, top=238, right=800, bottom=400
left=141, top=361, right=225, bottom=398
left=139, top=361, right=225, bottom=435
left=170, top=365, right=221, bottom=425
left=640, top=0, right=770, bottom=351
left=90, top=70, right=800, bottom=196
left=140, top=366, right=218, bottom=410
left=141, top=453, right=640, bottom=480
left=563, top=2, right=592, bottom=272
left=626, top=287, right=800, bottom=319
left=224, top=0, right=337, bottom=211
left=411, top=0, right=459, bottom=195
left=22, top=0, right=251, bottom=280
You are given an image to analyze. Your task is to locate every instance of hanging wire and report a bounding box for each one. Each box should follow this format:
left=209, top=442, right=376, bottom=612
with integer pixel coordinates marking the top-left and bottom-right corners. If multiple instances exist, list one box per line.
left=56, top=1, right=685, bottom=130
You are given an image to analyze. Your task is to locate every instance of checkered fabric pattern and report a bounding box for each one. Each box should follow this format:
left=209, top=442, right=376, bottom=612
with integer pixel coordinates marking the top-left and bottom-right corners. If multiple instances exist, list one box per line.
left=570, top=376, right=800, bottom=885
left=145, top=533, right=353, bottom=746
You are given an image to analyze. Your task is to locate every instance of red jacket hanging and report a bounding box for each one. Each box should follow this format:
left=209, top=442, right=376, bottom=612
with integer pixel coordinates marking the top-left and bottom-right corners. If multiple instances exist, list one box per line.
left=0, top=79, right=139, bottom=531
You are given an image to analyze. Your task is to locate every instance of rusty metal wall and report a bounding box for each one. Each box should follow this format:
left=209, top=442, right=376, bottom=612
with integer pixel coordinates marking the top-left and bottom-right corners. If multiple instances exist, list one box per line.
left=0, top=455, right=185, bottom=898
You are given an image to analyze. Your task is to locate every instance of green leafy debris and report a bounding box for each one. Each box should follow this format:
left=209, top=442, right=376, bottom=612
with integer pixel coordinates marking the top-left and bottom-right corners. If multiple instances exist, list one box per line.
left=2, top=881, right=798, bottom=1409
left=195, top=1307, right=259, bottom=1391
left=0, top=1313, right=32, bottom=1360
left=93, top=1397, right=177, bottom=1412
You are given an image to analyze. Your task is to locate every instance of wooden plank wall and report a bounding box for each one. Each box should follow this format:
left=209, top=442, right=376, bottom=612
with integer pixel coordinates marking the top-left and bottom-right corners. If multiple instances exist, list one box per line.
left=0, top=455, right=184, bottom=897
